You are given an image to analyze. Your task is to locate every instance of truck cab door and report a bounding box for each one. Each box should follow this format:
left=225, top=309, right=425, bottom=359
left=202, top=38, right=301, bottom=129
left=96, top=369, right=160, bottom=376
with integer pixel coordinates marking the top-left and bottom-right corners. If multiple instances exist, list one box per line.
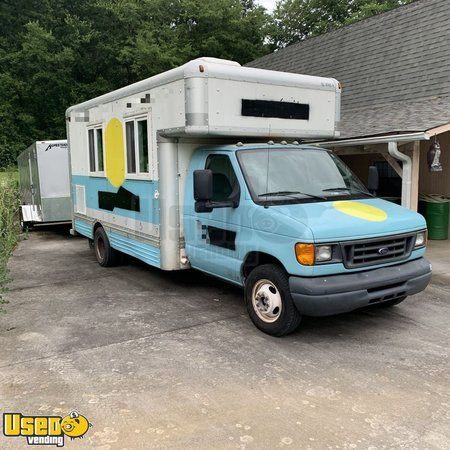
left=185, top=153, right=243, bottom=284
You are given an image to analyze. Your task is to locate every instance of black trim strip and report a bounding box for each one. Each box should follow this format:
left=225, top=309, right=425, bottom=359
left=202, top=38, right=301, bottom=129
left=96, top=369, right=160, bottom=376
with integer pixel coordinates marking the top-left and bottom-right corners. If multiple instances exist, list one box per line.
left=241, top=99, right=309, bottom=120
left=98, top=187, right=140, bottom=212
left=207, top=226, right=236, bottom=251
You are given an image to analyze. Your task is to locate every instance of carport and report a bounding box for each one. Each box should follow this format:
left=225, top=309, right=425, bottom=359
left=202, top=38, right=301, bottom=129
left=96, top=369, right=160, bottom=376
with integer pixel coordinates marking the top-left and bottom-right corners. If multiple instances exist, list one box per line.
left=317, top=123, right=450, bottom=213
left=247, top=0, right=450, bottom=231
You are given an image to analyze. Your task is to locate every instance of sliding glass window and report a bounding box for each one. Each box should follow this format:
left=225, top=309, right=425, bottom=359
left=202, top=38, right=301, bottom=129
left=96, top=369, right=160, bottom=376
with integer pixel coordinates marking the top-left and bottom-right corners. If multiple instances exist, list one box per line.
left=125, top=117, right=149, bottom=175
left=137, top=119, right=148, bottom=173
left=88, top=129, right=95, bottom=172
left=126, top=121, right=136, bottom=174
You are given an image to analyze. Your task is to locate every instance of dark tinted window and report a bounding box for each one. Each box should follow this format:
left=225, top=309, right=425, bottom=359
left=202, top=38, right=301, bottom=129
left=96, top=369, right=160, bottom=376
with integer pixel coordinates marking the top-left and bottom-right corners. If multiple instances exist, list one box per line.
left=96, top=128, right=104, bottom=171
left=206, top=155, right=238, bottom=202
left=137, top=119, right=148, bottom=173
left=88, top=129, right=95, bottom=172
left=126, top=121, right=136, bottom=173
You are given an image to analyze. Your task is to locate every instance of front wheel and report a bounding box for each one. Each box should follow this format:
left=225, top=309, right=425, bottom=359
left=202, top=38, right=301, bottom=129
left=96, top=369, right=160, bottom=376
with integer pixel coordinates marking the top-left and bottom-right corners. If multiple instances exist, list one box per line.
left=245, top=264, right=302, bottom=337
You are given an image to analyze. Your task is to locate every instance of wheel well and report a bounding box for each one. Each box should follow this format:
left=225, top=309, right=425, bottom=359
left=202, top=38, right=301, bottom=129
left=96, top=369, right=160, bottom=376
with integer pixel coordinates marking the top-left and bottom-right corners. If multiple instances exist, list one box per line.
left=93, top=221, right=103, bottom=236
left=242, top=252, right=286, bottom=279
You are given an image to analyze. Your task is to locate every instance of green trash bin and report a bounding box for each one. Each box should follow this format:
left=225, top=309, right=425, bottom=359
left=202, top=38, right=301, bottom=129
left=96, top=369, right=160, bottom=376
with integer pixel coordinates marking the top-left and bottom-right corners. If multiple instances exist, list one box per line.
left=419, top=194, right=450, bottom=240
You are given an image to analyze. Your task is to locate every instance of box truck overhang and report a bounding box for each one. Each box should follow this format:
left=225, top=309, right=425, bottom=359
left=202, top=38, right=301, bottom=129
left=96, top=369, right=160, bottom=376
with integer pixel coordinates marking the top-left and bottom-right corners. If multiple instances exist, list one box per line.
left=66, top=57, right=341, bottom=141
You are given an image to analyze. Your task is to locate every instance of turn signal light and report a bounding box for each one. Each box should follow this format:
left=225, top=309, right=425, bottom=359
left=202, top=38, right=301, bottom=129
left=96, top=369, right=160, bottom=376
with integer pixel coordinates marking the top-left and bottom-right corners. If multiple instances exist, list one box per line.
left=295, top=243, right=315, bottom=266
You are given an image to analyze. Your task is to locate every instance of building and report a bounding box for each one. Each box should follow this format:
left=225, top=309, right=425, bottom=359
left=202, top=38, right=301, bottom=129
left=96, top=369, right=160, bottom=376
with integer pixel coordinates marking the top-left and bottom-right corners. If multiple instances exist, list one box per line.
left=248, top=0, right=450, bottom=216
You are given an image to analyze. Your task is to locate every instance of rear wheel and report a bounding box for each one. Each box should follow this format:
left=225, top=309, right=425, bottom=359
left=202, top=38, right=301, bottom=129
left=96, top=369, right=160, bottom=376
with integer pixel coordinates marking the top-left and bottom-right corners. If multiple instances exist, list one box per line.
left=245, top=264, right=302, bottom=337
left=94, top=227, right=119, bottom=267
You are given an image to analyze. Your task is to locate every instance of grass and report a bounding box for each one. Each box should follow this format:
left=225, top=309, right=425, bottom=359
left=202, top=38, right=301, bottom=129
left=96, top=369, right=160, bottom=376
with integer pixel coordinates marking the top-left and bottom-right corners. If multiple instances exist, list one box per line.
left=0, top=171, right=18, bottom=183
left=0, top=170, right=20, bottom=309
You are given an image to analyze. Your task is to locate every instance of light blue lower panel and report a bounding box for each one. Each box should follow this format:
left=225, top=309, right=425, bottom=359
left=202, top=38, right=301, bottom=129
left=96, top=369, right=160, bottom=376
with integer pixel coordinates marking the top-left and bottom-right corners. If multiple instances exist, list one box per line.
left=74, top=218, right=94, bottom=239
left=107, top=230, right=161, bottom=268
left=74, top=218, right=160, bottom=268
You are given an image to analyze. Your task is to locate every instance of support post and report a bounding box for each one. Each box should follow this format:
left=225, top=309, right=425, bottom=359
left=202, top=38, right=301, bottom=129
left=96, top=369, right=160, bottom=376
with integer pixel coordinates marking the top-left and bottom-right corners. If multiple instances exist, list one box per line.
left=382, top=153, right=403, bottom=178
left=157, top=135, right=180, bottom=270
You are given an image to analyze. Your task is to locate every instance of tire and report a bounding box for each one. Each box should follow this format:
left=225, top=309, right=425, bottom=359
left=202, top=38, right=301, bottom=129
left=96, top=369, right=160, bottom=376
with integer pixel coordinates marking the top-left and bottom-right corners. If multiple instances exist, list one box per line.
left=245, top=264, right=302, bottom=337
left=94, top=227, right=119, bottom=267
left=379, top=296, right=407, bottom=307
left=20, top=219, right=29, bottom=232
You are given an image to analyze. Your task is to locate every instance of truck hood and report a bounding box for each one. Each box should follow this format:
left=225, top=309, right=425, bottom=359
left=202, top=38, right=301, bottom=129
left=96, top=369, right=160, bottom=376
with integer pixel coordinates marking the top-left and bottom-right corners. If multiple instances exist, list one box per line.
left=271, top=198, right=426, bottom=242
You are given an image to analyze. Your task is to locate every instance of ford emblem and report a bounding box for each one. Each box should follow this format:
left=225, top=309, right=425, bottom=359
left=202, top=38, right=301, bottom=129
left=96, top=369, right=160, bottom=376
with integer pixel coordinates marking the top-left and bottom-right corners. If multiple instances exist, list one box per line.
left=378, top=247, right=389, bottom=255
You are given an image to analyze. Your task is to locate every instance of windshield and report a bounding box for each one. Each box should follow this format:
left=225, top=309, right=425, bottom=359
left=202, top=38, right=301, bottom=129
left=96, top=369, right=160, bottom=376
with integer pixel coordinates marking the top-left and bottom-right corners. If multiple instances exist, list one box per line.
left=237, top=147, right=370, bottom=204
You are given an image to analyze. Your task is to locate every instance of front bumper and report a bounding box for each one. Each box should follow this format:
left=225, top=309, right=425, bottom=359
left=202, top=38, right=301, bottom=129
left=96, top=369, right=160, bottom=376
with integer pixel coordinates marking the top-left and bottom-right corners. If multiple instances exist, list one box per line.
left=289, top=257, right=432, bottom=317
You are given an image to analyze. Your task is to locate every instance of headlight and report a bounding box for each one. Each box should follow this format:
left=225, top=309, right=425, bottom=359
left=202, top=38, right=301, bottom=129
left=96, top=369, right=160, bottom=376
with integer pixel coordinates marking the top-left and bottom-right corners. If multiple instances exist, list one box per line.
left=295, top=243, right=338, bottom=265
left=315, top=245, right=332, bottom=262
left=415, top=231, right=427, bottom=248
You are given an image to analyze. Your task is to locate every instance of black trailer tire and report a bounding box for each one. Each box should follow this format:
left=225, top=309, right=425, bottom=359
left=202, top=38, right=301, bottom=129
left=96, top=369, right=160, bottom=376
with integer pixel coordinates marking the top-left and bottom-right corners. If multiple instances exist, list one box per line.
left=245, top=264, right=302, bottom=337
left=94, top=227, right=119, bottom=267
left=20, top=219, right=29, bottom=232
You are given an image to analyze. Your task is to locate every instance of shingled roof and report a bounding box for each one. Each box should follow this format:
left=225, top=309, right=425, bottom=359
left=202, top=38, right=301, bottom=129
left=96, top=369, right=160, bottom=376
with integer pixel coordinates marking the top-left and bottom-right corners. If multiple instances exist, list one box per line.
left=247, top=0, right=450, bottom=139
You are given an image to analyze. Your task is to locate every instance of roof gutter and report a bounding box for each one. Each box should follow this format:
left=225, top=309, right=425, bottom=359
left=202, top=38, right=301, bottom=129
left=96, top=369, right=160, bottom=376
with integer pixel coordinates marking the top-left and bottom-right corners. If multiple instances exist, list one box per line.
left=312, top=132, right=430, bottom=148
left=388, top=141, right=411, bottom=209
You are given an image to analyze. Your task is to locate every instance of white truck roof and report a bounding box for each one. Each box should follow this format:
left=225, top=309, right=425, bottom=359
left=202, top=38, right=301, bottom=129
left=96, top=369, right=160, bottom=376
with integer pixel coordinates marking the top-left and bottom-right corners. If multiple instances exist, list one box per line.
left=67, top=57, right=341, bottom=140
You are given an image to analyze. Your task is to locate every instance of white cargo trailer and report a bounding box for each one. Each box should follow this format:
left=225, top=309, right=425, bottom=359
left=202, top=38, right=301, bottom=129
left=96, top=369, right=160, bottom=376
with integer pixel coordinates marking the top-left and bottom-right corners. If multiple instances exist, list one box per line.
left=17, top=140, right=72, bottom=228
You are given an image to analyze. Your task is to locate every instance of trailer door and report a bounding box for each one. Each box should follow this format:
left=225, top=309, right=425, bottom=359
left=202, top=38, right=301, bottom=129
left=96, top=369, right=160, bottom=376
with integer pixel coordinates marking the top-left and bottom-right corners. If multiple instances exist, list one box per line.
left=29, top=145, right=43, bottom=207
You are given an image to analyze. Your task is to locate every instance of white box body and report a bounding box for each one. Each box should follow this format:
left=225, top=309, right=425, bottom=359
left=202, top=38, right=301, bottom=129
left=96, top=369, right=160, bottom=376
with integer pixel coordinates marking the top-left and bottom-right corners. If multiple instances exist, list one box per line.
left=17, top=140, right=71, bottom=224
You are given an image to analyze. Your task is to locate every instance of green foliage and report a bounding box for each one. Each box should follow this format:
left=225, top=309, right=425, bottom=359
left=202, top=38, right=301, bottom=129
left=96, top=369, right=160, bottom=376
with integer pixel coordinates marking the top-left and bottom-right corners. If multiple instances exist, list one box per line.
left=0, top=171, right=20, bottom=308
left=0, top=0, right=269, bottom=167
left=268, top=0, right=414, bottom=48
left=0, top=0, right=413, bottom=166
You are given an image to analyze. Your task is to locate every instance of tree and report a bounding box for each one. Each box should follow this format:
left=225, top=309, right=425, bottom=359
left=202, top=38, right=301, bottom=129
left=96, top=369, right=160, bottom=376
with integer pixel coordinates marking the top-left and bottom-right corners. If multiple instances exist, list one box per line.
left=0, top=0, right=269, bottom=167
left=268, top=0, right=413, bottom=49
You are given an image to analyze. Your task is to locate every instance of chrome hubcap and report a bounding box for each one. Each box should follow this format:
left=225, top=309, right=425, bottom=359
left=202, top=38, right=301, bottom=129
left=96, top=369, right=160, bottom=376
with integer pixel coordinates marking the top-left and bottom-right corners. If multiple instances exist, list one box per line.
left=96, top=237, right=105, bottom=260
left=252, top=279, right=282, bottom=323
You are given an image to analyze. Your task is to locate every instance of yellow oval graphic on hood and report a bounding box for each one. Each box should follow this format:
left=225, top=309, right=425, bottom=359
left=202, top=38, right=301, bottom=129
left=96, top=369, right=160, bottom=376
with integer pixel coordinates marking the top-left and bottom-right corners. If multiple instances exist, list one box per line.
left=333, top=201, right=387, bottom=222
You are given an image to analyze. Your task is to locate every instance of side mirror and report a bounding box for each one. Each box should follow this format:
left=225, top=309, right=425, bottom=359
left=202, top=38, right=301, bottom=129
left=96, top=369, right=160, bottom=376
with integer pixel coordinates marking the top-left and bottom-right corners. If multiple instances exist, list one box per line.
left=194, top=170, right=213, bottom=201
left=194, top=170, right=213, bottom=213
left=367, top=165, right=379, bottom=193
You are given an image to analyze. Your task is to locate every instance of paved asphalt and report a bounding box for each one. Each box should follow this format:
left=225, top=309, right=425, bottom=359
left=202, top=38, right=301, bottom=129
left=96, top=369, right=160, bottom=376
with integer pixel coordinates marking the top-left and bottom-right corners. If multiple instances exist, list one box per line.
left=1, top=228, right=449, bottom=449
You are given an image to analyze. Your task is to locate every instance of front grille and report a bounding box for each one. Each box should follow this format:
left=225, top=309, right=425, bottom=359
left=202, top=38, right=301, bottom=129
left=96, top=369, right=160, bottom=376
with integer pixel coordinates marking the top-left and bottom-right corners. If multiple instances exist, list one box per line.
left=342, top=234, right=415, bottom=269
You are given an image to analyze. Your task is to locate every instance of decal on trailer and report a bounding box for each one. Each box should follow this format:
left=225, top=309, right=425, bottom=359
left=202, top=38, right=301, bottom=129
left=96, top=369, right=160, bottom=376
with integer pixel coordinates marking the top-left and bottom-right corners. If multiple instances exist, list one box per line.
left=97, top=118, right=141, bottom=212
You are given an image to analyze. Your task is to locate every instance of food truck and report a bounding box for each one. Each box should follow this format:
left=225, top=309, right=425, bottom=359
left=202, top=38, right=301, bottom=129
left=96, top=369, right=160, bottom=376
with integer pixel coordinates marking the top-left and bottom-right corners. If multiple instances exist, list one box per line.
left=66, top=58, right=431, bottom=336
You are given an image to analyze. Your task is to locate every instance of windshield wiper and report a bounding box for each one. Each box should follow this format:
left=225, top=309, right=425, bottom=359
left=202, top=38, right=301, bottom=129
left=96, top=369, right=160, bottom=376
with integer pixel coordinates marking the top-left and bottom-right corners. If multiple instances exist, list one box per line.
left=258, top=190, right=327, bottom=201
left=321, top=187, right=374, bottom=197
